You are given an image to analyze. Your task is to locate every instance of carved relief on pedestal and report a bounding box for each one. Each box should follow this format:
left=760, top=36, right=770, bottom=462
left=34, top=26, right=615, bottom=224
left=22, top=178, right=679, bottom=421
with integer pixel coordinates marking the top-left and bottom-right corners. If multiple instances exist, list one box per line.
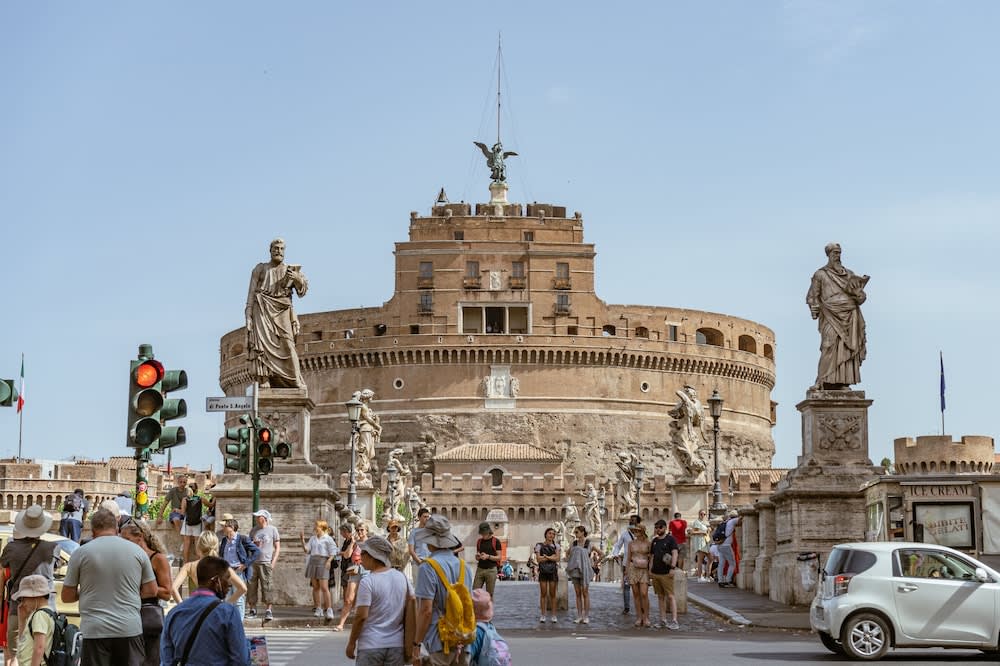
left=816, top=413, right=863, bottom=451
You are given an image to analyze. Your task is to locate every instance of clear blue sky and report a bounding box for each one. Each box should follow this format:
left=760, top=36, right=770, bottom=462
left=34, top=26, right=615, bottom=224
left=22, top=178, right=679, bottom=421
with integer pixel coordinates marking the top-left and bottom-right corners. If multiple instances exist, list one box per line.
left=2, top=2, right=998, bottom=474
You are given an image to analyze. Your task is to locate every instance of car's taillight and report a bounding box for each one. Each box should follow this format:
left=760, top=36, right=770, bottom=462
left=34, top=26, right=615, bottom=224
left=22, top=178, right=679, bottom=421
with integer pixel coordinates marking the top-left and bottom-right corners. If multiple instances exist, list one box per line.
left=833, top=574, right=853, bottom=596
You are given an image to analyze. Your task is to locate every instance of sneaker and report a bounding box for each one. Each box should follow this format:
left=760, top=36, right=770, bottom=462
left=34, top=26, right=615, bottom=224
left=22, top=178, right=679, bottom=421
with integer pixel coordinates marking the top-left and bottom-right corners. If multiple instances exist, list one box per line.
left=539, top=616, right=546, bottom=623
left=549, top=615, right=558, bottom=623
left=263, top=609, right=273, bottom=622
left=573, top=617, right=583, bottom=624
left=246, top=608, right=257, bottom=619
left=325, top=608, right=335, bottom=620
left=652, top=621, right=663, bottom=629
left=666, top=620, right=680, bottom=630
left=582, top=617, right=589, bottom=624
left=313, top=607, right=323, bottom=617
left=622, top=608, right=630, bottom=615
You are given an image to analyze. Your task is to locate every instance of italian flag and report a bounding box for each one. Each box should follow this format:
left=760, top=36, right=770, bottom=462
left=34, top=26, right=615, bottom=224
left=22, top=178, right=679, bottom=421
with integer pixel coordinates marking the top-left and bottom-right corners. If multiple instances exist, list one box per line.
left=16, top=357, right=24, bottom=413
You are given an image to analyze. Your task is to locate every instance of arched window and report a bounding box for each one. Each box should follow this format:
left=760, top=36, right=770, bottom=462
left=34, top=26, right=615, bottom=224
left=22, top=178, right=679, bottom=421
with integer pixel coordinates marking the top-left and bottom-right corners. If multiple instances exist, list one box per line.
left=696, top=328, right=723, bottom=347
left=763, top=344, right=774, bottom=360
left=635, top=326, right=649, bottom=339
left=488, top=468, right=504, bottom=488
left=602, top=325, right=616, bottom=337
left=738, top=335, right=757, bottom=353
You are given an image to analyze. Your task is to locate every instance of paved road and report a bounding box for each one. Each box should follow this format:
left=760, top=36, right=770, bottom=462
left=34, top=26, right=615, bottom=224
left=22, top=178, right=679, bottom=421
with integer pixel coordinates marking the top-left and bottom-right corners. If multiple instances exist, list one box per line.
left=247, top=628, right=993, bottom=665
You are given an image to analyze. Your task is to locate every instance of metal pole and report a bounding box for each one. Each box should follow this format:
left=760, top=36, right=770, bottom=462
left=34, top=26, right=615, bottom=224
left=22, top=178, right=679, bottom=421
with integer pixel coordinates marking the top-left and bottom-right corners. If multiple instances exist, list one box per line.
left=348, top=424, right=358, bottom=513
left=711, top=414, right=726, bottom=517
left=252, top=382, right=260, bottom=513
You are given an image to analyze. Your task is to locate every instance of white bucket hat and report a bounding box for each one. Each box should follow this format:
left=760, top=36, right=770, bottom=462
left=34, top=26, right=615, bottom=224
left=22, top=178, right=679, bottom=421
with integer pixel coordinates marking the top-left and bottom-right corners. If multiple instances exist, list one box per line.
left=14, top=505, right=52, bottom=539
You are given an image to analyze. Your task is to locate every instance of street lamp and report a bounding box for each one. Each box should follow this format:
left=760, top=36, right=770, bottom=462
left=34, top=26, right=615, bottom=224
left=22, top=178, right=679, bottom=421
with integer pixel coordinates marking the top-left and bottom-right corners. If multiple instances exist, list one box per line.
left=597, top=487, right=606, bottom=543
left=345, top=395, right=363, bottom=513
left=708, top=389, right=727, bottom=518
left=387, top=461, right=399, bottom=524
left=633, top=459, right=645, bottom=520
left=408, top=493, right=419, bottom=531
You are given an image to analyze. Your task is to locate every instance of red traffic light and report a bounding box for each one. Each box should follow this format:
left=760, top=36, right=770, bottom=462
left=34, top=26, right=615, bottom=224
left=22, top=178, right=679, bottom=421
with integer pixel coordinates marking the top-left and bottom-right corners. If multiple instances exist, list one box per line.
left=134, top=360, right=164, bottom=388
left=258, top=428, right=272, bottom=444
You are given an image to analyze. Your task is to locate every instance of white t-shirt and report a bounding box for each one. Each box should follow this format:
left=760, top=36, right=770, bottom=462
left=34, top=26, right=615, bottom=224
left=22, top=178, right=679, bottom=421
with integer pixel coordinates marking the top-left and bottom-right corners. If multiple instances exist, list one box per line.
left=306, top=534, right=336, bottom=557
left=724, top=517, right=738, bottom=546
left=355, top=567, right=413, bottom=651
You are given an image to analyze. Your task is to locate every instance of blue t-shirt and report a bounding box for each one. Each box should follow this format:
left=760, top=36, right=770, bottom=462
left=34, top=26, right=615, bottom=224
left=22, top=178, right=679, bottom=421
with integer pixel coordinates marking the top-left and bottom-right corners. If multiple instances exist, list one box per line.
left=408, top=529, right=430, bottom=560
left=415, top=550, right=472, bottom=655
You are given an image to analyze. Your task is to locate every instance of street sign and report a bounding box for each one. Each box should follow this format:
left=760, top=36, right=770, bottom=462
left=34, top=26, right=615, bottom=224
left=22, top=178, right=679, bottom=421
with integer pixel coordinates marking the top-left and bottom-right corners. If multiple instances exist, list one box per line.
left=206, top=396, right=253, bottom=412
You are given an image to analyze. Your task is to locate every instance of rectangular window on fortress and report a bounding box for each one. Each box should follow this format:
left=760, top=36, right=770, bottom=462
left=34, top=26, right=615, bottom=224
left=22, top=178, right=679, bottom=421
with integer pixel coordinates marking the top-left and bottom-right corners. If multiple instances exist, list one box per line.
left=419, top=262, right=433, bottom=278
left=466, top=261, right=479, bottom=277
left=523, top=231, right=534, bottom=242
left=419, top=292, right=433, bottom=312
left=556, top=262, right=569, bottom=278
left=667, top=325, right=678, bottom=342
left=512, top=261, right=525, bottom=278
left=462, top=307, right=483, bottom=334
left=454, top=231, right=464, bottom=240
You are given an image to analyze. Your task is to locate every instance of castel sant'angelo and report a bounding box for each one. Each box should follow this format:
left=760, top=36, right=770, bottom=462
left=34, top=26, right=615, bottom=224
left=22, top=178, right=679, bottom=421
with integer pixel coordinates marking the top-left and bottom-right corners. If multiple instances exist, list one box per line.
left=218, top=142, right=778, bottom=527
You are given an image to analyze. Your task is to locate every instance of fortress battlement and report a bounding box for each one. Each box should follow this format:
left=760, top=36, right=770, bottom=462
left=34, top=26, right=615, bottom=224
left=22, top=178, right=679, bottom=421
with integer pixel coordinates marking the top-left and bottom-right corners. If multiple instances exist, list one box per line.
left=894, top=435, right=996, bottom=475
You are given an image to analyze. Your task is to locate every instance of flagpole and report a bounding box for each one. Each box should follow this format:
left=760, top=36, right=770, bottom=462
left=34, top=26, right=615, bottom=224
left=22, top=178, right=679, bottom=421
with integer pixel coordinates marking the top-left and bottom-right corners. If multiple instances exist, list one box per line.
left=17, top=352, right=24, bottom=461
left=939, top=351, right=946, bottom=436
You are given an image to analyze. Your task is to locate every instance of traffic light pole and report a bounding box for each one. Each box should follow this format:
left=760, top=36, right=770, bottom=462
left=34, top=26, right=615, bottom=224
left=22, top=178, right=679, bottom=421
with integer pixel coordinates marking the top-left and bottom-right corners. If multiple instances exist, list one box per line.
left=251, top=382, right=261, bottom=513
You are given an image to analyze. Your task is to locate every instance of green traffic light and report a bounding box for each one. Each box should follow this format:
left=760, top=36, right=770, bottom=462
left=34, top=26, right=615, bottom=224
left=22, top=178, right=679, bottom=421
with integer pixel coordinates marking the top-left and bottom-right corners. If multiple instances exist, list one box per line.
left=0, top=380, right=17, bottom=407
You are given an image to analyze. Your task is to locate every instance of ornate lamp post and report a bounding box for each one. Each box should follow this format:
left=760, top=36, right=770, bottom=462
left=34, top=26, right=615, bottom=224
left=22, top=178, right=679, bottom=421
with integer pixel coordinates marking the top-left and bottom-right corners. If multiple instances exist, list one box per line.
left=708, top=389, right=727, bottom=518
left=345, top=395, right=363, bottom=513
left=386, top=461, right=399, bottom=523
left=597, top=489, right=606, bottom=550
left=408, top=493, right=419, bottom=532
left=632, top=459, right=645, bottom=520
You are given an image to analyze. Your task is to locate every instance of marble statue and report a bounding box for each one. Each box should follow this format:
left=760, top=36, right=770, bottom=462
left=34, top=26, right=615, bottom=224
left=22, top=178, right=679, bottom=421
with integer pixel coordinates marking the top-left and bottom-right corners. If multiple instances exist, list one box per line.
left=473, top=140, right=518, bottom=183
left=580, top=483, right=601, bottom=537
left=245, top=238, right=308, bottom=388
left=562, top=496, right=581, bottom=525
left=668, top=385, right=709, bottom=481
left=385, top=447, right=410, bottom=520
left=615, top=451, right=639, bottom=517
left=807, top=243, right=869, bottom=390
left=407, top=485, right=426, bottom=517
left=354, top=389, right=381, bottom=485
left=509, top=377, right=520, bottom=398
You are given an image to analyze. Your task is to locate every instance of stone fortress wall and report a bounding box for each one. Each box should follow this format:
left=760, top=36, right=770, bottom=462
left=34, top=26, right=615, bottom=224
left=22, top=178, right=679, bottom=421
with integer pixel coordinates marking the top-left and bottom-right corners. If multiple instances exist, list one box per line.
left=219, top=195, right=779, bottom=487
left=893, top=435, right=994, bottom=474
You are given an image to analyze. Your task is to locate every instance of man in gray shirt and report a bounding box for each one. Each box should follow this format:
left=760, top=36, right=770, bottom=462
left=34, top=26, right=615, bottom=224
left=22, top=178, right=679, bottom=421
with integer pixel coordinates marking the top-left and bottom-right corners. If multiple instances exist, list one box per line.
left=62, top=508, right=157, bottom=666
left=247, top=508, right=281, bottom=621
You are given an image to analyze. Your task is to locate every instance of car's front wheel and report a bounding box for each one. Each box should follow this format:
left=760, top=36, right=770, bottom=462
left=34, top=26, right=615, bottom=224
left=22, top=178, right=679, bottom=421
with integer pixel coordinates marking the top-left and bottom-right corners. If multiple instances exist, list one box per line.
left=819, top=631, right=845, bottom=655
left=841, top=612, right=890, bottom=660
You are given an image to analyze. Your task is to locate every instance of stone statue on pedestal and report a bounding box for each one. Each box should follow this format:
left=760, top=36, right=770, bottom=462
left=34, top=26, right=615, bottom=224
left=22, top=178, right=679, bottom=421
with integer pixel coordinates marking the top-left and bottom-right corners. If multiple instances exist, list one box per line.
left=668, top=385, right=709, bottom=481
left=354, top=389, right=381, bottom=486
left=385, top=448, right=410, bottom=521
left=580, top=483, right=601, bottom=537
left=245, top=238, right=308, bottom=388
left=615, top=451, right=639, bottom=518
left=807, top=243, right=869, bottom=390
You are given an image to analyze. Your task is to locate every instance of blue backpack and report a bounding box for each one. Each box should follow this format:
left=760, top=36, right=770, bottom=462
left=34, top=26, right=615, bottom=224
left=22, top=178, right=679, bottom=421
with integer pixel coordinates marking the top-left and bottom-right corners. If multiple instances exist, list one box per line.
left=472, top=621, right=511, bottom=666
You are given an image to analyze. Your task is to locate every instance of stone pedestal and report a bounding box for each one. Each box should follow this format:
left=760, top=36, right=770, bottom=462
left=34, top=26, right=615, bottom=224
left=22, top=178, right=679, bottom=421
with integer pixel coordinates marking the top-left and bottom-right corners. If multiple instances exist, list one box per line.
left=670, top=483, right=711, bottom=518
left=753, top=500, right=775, bottom=596
left=769, top=389, right=881, bottom=605
left=736, top=509, right=758, bottom=590
left=212, top=468, right=342, bottom=606
left=256, top=387, right=315, bottom=464
left=674, top=569, right=688, bottom=614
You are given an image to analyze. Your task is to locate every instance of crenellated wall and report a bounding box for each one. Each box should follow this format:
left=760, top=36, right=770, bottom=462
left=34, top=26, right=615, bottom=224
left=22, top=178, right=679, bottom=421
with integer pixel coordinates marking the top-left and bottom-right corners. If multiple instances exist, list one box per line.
left=894, top=435, right=995, bottom=475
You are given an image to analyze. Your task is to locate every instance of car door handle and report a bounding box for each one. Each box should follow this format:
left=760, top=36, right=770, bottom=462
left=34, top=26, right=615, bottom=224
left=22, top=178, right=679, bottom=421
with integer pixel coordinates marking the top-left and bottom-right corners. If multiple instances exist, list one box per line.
left=897, top=584, right=918, bottom=592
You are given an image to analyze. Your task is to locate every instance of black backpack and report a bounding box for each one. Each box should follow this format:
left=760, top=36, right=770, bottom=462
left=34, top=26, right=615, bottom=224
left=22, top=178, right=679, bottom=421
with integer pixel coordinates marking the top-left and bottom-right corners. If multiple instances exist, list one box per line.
left=29, top=607, right=81, bottom=666
left=712, top=521, right=728, bottom=543
left=62, top=494, right=82, bottom=513
left=184, top=495, right=203, bottom=526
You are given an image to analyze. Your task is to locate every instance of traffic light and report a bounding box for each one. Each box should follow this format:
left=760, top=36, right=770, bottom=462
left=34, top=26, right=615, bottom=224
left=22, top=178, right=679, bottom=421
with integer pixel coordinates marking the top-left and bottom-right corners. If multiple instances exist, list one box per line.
left=223, top=414, right=252, bottom=474
left=157, top=367, right=188, bottom=450
left=0, top=379, right=17, bottom=407
left=274, top=438, right=291, bottom=460
left=256, top=421, right=274, bottom=475
left=127, top=349, right=164, bottom=448
left=126, top=344, right=188, bottom=451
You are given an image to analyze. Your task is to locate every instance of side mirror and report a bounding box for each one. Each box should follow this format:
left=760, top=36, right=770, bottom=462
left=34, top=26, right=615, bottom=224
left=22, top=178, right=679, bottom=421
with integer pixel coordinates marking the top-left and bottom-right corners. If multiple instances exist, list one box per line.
left=974, top=567, right=990, bottom=583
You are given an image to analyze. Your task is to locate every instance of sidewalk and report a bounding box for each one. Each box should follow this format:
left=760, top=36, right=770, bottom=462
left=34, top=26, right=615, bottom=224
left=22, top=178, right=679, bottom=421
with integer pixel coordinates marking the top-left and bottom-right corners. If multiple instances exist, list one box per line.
left=685, top=577, right=811, bottom=630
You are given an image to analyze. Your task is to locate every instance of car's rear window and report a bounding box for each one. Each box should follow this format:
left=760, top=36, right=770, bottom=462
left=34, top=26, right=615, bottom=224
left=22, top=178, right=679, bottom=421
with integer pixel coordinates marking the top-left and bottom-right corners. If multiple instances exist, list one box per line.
left=825, top=548, right=877, bottom=575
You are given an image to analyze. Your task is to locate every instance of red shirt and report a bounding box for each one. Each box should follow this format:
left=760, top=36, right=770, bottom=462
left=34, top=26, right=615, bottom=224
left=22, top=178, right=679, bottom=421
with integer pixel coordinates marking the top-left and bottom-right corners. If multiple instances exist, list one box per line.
left=668, top=519, right=687, bottom=544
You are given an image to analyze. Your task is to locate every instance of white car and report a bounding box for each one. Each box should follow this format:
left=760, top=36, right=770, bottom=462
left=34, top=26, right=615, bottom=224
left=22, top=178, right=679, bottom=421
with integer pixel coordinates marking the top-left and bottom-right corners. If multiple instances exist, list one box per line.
left=811, top=541, right=1000, bottom=660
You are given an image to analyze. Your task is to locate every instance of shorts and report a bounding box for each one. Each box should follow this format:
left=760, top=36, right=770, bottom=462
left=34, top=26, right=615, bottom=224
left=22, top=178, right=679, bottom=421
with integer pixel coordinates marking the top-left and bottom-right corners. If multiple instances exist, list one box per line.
left=677, top=543, right=689, bottom=560
left=651, top=572, right=675, bottom=597
left=168, top=510, right=184, bottom=524
left=570, top=574, right=589, bottom=589
left=180, top=522, right=203, bottom=537
left=538, top=569, right=558, bottom=583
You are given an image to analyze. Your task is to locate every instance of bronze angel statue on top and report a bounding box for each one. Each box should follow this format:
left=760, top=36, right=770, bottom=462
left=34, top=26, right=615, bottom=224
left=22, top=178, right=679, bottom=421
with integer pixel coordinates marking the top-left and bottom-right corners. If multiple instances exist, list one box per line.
left=474, top=141, right=518, bottom=183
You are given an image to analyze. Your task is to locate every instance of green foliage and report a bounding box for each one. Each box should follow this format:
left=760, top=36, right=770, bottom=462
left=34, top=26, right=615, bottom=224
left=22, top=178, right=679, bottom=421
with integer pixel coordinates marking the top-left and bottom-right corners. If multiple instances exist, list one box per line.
left=147, top=494, right=170, bottom=519
left=880, top=457, right=893, bottom=473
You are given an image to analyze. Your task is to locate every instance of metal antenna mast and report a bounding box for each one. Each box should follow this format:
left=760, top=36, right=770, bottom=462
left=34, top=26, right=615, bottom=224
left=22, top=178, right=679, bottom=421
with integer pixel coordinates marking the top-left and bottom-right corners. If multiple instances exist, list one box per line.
left=496, top=33, right=502, bottom=145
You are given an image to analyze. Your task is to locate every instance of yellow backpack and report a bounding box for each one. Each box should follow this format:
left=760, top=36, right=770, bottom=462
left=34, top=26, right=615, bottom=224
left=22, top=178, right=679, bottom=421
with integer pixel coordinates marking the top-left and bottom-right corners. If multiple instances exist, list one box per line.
left=424, top=557, right=476, bottom=652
